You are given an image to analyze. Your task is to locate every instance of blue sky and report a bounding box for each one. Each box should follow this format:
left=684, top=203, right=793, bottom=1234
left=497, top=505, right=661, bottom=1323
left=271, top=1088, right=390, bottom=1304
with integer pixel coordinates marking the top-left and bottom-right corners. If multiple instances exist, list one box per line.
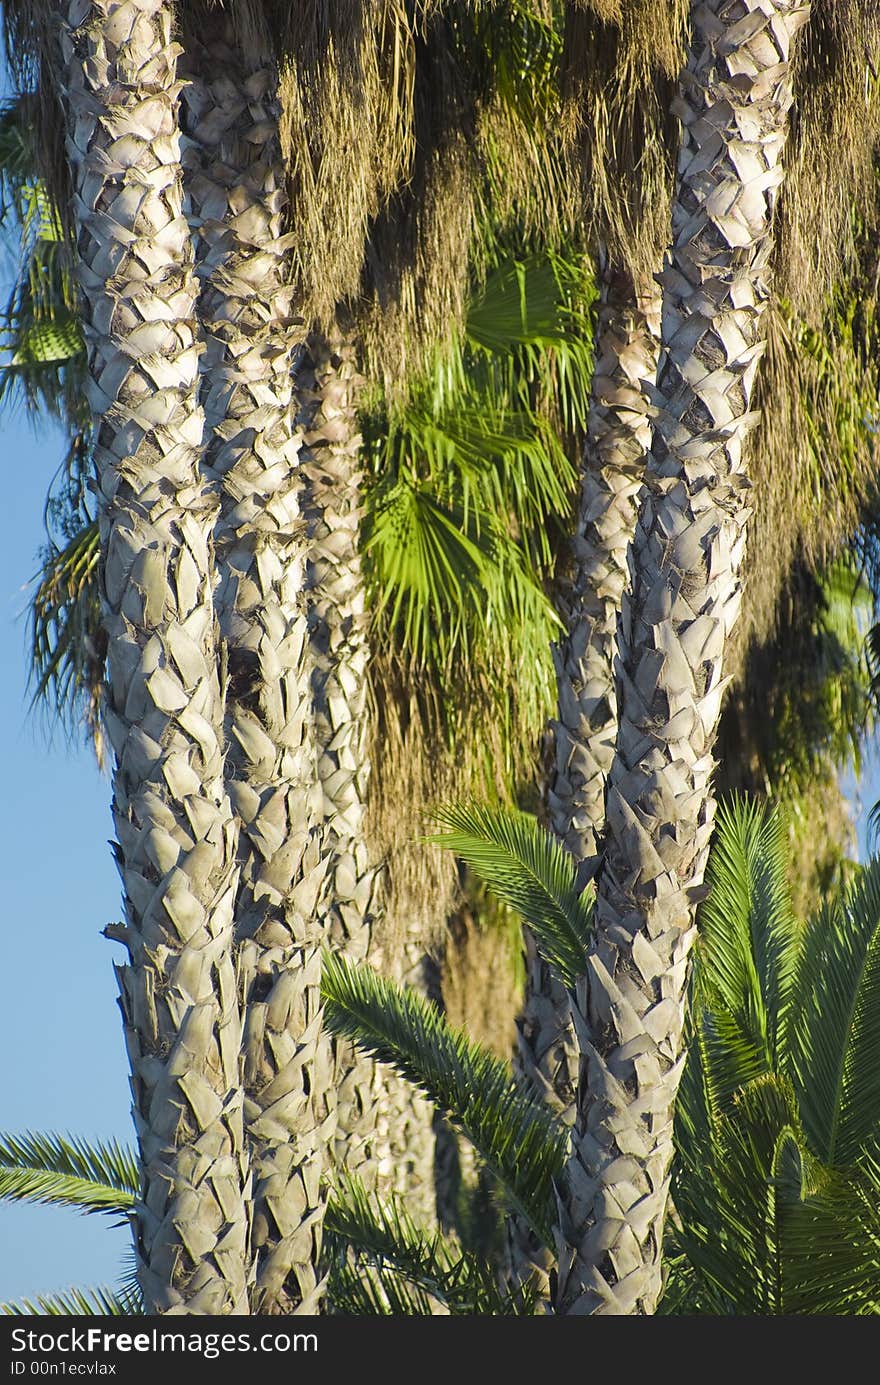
left=0, top=51, right=130, bottom=1306
left=0, top=408, right=132, bottom=1302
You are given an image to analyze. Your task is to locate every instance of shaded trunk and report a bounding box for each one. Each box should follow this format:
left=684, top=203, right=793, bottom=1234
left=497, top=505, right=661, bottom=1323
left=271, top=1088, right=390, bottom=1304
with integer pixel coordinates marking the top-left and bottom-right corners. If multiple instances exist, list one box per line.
left=511, top=261, right=661, bottom=1298
left=59, top=0, right=249, bottom=1313
left=556, top=0, right=811, bottom=1316
left=298, top=333, right=436, bottom=1222
left=179, top=17, right=330, bottom=1313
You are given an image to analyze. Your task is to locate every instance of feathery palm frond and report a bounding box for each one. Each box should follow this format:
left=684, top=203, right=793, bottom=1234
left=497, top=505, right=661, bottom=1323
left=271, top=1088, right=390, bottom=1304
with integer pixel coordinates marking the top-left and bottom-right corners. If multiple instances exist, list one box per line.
left=788, top=859, right=880, bottom=1166
left=326, top=1174, right=536, bottom=1315
left=673, top=1074, right=820, bottom=1316
left=673, top=805, right=880, bottom=1314
left=1, top=1285, right=142, bottom=1317
left=427, top=802, right=593, bottom=986
left=328, top=1260, right=439, bottom=1316
left=321, top=951, right=566, bottom=1241
left=28, top=515, right=104, bottom=762
left=0, top=1132, right=137, bottom=1221
left=694, top=799, right=801, bottom=1106
left=780, top=1138, right=880, bottom=1315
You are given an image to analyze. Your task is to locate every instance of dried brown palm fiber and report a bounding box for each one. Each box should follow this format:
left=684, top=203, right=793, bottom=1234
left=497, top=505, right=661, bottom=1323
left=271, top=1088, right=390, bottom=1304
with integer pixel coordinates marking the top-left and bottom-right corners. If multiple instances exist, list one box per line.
left=556, top=0, right=812, bottom=1317
left=441, top=890, right=522, bottom=1064
left=561, top=0, right=688, bottom=279
left=728, top=286, right=880, bottom=680
left=775, top=0, right=880, bottom=325
left=55, top=0, right=251, bottom=1314
left=365, top=645, right=547, bottom=969
left=264, top=0, right=420, bottom=326
left=177, top=3, right=336, bottom=1313
left=355, top=13, right=476, bottom=393
left=357, top=3, right=570, bottom=395
left=2, top=1, right=74, bottom=242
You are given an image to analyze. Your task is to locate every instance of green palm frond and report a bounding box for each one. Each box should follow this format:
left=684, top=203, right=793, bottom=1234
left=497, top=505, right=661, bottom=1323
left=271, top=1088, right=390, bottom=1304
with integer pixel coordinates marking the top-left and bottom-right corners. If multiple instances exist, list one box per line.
left=328, top=1260, right=438, bottom=1316
left=326, top=1174, right=536, bottom=1315
left=0, top=174, right=85, bottom=418
left=464, top=249, right=593, bottom=437
left=0, top=1132, right=138, bottom=1221
left=362, top=244, right=590, bottom=774
left=427, top=801, right=593, bottom=986
left=781, top=1140, right=880, bottom=1315
left=694, top=799, right=801, bottom=1107
left=788, top=858, right=880, bottom=1165
left=673, top=1074, right=816, bottom=1316
left=674, top=810, right=880, bottom=1314
left=28, top=516, right=104, bottom=758
left=0, top=96, right=30, bottom=194
left=1, top=1286, right=142, bottom=1317
left=321, top=952, right=565, bottom=1242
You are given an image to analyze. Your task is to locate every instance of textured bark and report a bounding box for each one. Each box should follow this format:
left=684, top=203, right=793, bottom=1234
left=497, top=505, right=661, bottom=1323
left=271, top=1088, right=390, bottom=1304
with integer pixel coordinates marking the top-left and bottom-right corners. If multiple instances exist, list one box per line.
left=548, top=265, right=663, bottom=881
left=59, top=0, right=249, bottom=1314
left=512, top=263, right=661, bottom=1299
left=179, top=24, right=331, bottom=1313
left=556, top=0, right=811, bottom=1316
left=298, top=335, right=436, bottom=1221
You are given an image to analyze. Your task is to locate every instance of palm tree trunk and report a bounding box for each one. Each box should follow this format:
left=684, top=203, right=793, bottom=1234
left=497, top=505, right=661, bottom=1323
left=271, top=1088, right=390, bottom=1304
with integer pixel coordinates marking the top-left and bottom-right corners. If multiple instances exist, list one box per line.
left=556, top=0, right=811, bottom=1316
left=298, top=332, right=437, bottom=1225
left=179, top=19, right=331, bottom=1313
left=59, top=0, right=249, bottom=1314
left=511, top=260, right=661, bottom=1296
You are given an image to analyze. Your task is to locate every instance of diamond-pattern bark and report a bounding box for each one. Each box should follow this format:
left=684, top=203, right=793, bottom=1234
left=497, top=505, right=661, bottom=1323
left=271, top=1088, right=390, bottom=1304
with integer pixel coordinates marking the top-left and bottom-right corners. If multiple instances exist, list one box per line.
left=512, top=260, right=661, bottom=1301
left=179, top=22, right=330, bottom=1313
left=298, top=333, right=436, bottom=1222
left=556, top=0, right=811, bottom=1317
left=59, top=0, right=250, bottom=1314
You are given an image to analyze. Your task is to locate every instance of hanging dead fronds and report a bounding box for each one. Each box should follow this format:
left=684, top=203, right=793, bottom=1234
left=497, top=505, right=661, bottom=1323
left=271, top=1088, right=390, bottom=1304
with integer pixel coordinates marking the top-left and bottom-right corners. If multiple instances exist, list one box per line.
left=730, top=284, right=880, bottom=680
left=356, top=2, right=570, bottom=393
left=2, top=1, right=72, bottom=243
left=777, top=0, right=880, bottom=325
left=356, top=14, right=477, bottom=391
left=440, top=883, right=523, bottom=1063
left=560, top=0, right=688, bottom=276
left=267, top=0, right=420, bottom=324
left=366, top=651, right=547, bottom=966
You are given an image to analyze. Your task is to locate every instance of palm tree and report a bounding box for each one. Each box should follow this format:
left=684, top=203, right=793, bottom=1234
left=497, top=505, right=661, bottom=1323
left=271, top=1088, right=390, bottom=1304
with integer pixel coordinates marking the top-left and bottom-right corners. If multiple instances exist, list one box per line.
left=3, top=0, right=591, bottom=1295
left=176, top=3, right=334, bottom=1315
left=668, top=800, right=880, bottom=1314
left=512, top=6, right=685, bottom=1293
left=42, top=0, right=252, bottom=1314
left=7, top=798, right=880, bottom=1315
left=555, top=0, right=813, bottom=1316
